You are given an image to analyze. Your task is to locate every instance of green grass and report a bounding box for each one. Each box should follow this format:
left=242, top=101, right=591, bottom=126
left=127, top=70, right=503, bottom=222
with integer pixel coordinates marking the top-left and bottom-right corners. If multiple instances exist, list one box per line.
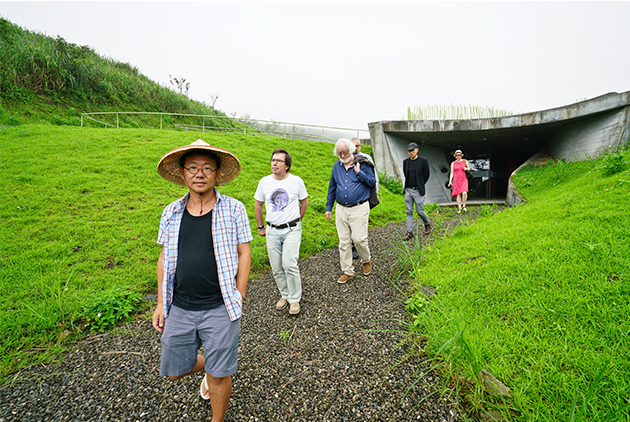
left=0, top=17, right=239, bottom=130
left=399, top=147, right=630, bottom=421
left=0, top=124, right=408, bottom=380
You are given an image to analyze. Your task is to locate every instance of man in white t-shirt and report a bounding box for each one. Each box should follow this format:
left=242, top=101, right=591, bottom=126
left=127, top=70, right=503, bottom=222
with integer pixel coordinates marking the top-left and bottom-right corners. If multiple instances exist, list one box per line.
left=254, top=148, right=309, bottom=315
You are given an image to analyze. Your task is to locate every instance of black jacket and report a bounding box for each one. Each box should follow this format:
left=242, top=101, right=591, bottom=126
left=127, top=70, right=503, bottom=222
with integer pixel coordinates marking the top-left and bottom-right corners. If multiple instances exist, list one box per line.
left=403, top=156, right=430, bottom=196
left=353, top=155, right=379, bottom=209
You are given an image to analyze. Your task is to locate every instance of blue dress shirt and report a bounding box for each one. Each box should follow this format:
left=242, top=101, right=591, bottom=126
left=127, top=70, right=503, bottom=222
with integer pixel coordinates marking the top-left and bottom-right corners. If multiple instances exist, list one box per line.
left=326, top=160, right=376, bottom=212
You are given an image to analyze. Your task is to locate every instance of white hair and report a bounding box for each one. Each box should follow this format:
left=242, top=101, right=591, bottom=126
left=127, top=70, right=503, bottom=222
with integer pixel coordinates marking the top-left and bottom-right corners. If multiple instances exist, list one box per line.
left=333, top=138, right=356, bottom=156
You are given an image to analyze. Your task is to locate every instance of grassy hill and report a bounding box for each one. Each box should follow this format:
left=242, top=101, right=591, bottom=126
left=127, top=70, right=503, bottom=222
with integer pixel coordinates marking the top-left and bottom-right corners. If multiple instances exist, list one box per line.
left=400, top=149, right=630, bottom=421
left=0, top=17, right=237, bottom=130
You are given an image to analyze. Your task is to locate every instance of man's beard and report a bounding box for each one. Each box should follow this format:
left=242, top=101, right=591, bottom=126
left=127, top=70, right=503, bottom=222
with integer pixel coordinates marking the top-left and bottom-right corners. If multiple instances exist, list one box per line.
left=339, top=156, right=352, bottom=164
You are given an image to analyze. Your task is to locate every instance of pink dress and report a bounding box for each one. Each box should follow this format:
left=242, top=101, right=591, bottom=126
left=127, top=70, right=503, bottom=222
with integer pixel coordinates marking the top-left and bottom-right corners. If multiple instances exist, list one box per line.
left=451, top=159, right=469, bottom=196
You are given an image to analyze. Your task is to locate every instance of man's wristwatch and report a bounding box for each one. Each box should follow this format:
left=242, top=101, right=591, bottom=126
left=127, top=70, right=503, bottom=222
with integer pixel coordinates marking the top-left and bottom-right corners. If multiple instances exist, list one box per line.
left=257, top=225, right=265, bottom=230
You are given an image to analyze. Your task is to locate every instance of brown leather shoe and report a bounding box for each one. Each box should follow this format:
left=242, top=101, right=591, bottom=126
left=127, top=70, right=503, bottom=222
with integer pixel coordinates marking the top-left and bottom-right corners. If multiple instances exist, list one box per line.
left=337, top=273, right=354, bottom=284
left=404, top=231, right=414, bottom=240
left=424, top=224, right=432, bottom=235
left=362, top=261, right=372, bottom=276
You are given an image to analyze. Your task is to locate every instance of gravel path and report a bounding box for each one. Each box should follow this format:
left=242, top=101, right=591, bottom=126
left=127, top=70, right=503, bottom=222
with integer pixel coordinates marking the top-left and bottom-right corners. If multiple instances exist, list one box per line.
left=0, top=218, right=472, bottom=422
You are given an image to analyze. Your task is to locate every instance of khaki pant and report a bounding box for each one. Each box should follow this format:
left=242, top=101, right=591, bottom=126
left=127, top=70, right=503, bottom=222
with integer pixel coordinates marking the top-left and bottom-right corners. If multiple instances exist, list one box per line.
left=335, top=201, right=370, bottom=276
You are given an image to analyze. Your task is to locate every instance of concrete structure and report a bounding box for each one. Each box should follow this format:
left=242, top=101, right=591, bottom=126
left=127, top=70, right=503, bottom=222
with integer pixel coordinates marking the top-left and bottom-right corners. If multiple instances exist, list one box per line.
left=368, top=91, right=630, bottom=205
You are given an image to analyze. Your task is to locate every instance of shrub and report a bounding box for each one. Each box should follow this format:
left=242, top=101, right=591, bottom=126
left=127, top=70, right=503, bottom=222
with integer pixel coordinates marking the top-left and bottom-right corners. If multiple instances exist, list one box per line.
left=379, top=172, right=404, bottom=195
left=599, top=147, right=628, bottom=176
left=81, top=287, right=143, bottom=333
left=424, top=202, right=439, bottom=213
left=309, top=196, right=327, bottom=213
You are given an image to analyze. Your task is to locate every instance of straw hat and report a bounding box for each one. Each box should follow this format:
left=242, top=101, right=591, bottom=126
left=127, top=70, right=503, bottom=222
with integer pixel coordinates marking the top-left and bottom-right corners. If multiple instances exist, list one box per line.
left=157, top=139, right=241, bottom=187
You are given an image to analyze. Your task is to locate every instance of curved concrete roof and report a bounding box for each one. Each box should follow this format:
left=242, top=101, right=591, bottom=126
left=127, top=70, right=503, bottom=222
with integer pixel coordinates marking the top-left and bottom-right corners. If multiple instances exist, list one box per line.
left=368, top=91, right=630, bottom=205
left=370, top=91, right=630, bottom=154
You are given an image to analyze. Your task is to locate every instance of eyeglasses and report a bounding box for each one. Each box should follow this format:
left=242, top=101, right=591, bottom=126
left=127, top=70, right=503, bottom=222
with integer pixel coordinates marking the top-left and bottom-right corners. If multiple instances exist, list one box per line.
left=270, top=159, right=285, bottom=164
left=337, top=150, right=350, bottom=157
left=184, top=165, right=217, bottom=176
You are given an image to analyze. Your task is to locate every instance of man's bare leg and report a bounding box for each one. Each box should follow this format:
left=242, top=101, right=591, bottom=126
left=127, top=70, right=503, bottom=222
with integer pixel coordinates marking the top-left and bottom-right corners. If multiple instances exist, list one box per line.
left=206, top=374, right=232, bottom=422
left=165, top=355, right=231, bottom=420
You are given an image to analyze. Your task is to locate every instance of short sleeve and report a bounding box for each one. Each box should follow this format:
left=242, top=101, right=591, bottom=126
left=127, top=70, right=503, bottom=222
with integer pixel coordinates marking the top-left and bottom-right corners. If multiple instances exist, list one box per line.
left=253, top=178, right=265, bottom=202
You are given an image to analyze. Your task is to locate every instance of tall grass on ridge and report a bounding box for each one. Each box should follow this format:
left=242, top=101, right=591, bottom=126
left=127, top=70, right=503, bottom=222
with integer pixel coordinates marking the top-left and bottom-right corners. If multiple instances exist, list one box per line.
left=0, top=17, right=239, bottom=130
left=405, top=104, right=518, bottom=120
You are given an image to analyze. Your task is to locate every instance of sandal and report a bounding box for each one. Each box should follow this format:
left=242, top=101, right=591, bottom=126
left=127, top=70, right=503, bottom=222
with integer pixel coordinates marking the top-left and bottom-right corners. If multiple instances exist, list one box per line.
left=463, top=207, right=468, bottom=213
left=457, top=208, right=462, bottom=214
left=199, top=375, right=211, bottom=400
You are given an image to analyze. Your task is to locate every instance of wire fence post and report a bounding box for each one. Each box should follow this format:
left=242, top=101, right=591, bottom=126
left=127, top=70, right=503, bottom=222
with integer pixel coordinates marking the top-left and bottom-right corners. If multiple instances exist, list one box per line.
left=81, top=115, right=83, bottom=127
left=202, top=116, right=205, bottom=132
left=284, top=123, right=287, bottom=138
left=160, top=115, right=163, bottom=130
left=116, top=113, right=119, bottom=129
left=321, top=128, right=324, bottom=141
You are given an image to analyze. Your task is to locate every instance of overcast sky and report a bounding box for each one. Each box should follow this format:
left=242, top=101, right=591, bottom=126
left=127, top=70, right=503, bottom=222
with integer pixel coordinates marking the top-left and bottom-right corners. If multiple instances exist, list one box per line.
left=1, top=1, right=629, bottom=130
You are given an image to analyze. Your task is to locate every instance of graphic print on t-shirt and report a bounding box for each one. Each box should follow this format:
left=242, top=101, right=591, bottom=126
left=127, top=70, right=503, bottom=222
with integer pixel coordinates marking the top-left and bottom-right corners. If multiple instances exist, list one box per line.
left=271, top=189, right=289, bottom=212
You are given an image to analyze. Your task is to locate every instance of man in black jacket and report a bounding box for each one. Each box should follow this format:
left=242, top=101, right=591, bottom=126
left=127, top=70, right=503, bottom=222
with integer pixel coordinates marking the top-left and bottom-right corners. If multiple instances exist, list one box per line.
left=402, top=142, right=431, bottom=239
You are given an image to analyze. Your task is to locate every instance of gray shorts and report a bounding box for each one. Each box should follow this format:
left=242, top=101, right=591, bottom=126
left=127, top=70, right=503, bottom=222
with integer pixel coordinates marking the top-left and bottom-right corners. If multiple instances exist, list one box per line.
left=160, top=304, right=240, bottom=378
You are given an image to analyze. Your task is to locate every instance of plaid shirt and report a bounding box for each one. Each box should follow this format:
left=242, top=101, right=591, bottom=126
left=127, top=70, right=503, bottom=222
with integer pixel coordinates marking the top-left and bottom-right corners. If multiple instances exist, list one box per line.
left=157, top=190, right=253, bottom=321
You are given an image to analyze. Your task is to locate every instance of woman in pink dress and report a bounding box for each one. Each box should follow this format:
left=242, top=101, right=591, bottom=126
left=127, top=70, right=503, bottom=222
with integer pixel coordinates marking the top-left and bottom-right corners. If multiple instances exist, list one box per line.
left=448, top=149, right=471, bottom=214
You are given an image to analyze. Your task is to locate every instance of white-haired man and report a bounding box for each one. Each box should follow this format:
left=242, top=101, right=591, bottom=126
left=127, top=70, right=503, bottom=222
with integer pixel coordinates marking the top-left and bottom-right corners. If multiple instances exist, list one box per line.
left=325, top=138, right=376, bottom=283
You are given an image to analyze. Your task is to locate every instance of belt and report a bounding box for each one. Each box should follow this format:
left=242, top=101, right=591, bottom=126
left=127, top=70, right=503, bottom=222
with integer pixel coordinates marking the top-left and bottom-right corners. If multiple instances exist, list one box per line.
left=342, top=200, right=367, bottom=208
left=267, top=217, right=300, bottom=229
left=408, top=187, right=418, bottom=190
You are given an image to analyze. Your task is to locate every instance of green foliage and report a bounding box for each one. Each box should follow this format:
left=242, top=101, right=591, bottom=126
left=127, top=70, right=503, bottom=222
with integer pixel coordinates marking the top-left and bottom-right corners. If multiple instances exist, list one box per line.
left=424, top=202, right=439, bottom=214
left=598, top=146, right=628, bottom=176
left=279, top=328, right=293, bottom=342
left=0, top=17, right=238, bottom=128
left=477, top=203, right=501, bottom=217
left=378, top=172, right=404, bottom=195
left=81, top=287, right=142, bottom=333
left=402, top=145, right=630, bottom=421
left=0, top=106, right=23, bottom=125
left=308, top=196, right=327, bottom=213
left=404, top=293, right=428, bottom=332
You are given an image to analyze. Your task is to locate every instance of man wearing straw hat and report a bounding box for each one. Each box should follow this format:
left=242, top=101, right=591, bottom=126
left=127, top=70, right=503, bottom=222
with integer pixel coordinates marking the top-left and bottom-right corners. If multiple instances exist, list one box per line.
left=153, top=139, right=252, bottom=421
left=254, top=148, right=308, bottom=315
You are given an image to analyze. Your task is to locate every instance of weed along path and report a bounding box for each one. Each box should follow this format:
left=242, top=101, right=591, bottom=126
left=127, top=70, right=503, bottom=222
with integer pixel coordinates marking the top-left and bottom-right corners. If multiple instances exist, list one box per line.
left=0, top=218, right=472, bottom=422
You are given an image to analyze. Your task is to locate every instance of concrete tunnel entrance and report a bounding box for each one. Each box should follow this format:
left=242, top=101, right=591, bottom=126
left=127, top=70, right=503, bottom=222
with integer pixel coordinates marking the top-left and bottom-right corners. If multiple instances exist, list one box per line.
left=385, top=120, right=559, bottom=201
left=368, top=91, right=630, bottom=205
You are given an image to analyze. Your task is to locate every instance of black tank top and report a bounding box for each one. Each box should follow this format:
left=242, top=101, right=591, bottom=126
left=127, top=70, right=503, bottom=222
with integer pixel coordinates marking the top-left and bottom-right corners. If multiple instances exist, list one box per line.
left=172, top=208, right=224, bottom=310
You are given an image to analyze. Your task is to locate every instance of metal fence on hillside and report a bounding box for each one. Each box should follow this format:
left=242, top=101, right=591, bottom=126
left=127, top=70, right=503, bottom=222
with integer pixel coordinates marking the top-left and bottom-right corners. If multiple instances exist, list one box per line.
left=80, top=111, right=368, bottom=143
